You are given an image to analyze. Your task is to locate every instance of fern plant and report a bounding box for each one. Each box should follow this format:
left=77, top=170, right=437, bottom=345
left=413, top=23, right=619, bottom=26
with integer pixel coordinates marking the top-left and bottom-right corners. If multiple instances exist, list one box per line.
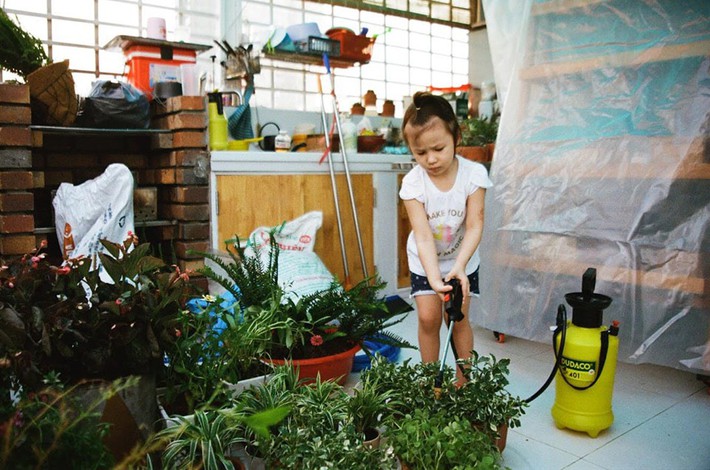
left=0, top=8, right=48, bottom=77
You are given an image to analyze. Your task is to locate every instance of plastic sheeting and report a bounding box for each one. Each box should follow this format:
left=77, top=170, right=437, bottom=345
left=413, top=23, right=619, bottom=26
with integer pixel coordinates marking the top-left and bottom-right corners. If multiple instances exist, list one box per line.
left=478, top=0, right=710, bottom=373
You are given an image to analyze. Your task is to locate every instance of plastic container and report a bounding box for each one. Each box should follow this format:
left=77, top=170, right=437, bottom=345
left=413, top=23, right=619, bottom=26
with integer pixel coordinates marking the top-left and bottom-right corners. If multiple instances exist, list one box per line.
left=125, top=44, right=198, bottom=98
left=326, top=29, right=375, bottom=63
left=341, top=116, right=358, bottom=154
left=275, top=130, right=292, bottom=152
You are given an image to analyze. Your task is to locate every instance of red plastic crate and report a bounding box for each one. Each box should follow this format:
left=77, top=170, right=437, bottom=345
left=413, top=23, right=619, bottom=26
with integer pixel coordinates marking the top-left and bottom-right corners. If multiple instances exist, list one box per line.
left=326, top=30, right=375, bottom=63
left=124, top=45, right=198, bottom=98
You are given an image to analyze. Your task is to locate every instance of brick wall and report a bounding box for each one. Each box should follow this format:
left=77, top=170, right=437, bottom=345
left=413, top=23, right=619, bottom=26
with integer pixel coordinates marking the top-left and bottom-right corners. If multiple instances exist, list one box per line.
left=0, top=87, right=210, bottom=291
left=0, top=84, right=35, bottom=255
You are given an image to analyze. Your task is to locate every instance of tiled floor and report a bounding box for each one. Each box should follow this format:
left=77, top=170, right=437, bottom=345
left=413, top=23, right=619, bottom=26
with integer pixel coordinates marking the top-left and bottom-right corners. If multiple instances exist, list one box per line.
left=373, top=295, right=710, bottom=470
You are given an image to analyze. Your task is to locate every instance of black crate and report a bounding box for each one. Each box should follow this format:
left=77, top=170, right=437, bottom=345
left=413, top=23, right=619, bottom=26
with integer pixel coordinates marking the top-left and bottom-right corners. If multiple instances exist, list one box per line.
left=294, top=36, right=341, bottom=57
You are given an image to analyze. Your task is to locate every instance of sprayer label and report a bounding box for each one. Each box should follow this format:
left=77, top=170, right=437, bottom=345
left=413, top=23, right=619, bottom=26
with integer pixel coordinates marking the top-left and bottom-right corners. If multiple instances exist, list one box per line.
left=560, top=356, right=596, bottom=382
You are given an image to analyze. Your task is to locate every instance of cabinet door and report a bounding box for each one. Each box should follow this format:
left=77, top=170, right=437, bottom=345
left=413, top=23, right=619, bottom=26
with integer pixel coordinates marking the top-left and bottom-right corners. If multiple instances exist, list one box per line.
left=216, top=174, right=374, bottom=285
left=397, top=174, right=411, bottom=289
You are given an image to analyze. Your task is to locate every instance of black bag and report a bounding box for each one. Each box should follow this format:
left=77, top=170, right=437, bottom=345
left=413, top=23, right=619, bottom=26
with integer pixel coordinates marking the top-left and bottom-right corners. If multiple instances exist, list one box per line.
left=77, top=80, right=150, bottom=129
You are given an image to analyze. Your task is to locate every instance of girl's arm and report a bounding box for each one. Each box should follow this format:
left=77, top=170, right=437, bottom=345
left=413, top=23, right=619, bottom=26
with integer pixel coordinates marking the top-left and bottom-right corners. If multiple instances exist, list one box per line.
left=446, top=188, right=486, bottom=294
left=403, top=198, right=451, bottom=299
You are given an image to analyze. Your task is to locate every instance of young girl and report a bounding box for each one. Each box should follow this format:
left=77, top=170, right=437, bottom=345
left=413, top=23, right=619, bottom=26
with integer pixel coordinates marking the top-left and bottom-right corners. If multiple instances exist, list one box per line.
left=399, top=91, right=493, bottom=374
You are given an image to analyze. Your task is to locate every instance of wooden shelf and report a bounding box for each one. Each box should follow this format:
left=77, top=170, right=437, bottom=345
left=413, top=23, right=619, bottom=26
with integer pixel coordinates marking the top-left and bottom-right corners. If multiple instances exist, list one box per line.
left=30, top=125, right=170, bottom=136
left=34, top=219, right=177, bottom=235
left=262, top=51, right=368, bottom=69
left=520, top=39, right=710, bottom=80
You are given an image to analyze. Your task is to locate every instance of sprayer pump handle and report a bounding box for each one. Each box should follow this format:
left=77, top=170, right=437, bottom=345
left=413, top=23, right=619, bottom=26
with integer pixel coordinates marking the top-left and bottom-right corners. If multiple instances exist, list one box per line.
left=582, top=267, right=597, bottom=299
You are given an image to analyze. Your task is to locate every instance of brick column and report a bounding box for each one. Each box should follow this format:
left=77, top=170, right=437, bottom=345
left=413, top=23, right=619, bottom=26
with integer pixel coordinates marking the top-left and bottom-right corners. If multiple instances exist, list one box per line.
left=0, top=84, right=36, bottom=257
left=151, top=96, right=210, bottom=290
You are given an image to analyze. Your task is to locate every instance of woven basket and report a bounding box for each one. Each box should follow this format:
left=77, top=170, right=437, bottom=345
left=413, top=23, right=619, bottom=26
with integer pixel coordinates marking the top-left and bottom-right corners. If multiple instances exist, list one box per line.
left=26, top=59, right=78, bottom=126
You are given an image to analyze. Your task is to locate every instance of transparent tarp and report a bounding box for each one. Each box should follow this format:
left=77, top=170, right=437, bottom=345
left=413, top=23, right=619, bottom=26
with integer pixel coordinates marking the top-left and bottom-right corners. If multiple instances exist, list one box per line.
left=479, top=0, right=710, bottom=373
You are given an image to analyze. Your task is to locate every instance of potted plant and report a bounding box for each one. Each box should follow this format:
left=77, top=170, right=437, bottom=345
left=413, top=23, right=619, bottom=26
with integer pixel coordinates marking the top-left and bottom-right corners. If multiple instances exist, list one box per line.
left=197, top=236, right=415, bottom=384
left=239, top=370, right=397, bottom=469
left=347, top=371, right=397, bottom=447
left=149, top=405, right=290, bottom=470
left=385, top=408, right=502, bottom=470
left=158, top=292, right=289, bottom=415
left=363, top=353, right=528, bottom=454
left=0, top=374, right=136, bottom=469
left=458, top=113, right=499, bottom=162
left=0, top=8, right=77, bottom=125
left=0, top=235, right=197, bottom=451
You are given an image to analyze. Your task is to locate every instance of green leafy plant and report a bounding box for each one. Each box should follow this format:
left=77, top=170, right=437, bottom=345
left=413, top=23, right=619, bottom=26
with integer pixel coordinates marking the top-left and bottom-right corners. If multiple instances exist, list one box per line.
left=238, top=371, right=397, bottom=469
left=363, top=353, right=528, bottom=452
left=159, top=294, right=287, bottom=414
left=0, top=235, right=198, bottom=395
left=460, top=113, right=499, bottom=147
left=0, top=8, right=49, bottom=77
left=151, top=406, right=290, bottom=470
left=0, top=375, right=140, bottom=469
left=197, top=235, right=415, bottom=360
left=385, top=408, right=501, bottom=470
left=347, top=369, right=397, bottom=440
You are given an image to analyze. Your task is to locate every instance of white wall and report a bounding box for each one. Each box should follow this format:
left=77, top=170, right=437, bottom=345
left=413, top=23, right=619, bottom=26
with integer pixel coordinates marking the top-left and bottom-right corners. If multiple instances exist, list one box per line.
left=468, top=28, right=496, bottom=92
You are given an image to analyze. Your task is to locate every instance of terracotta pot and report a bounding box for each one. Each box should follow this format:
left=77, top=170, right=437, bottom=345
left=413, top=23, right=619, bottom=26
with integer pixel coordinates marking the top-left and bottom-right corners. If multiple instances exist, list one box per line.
left=457, top=145, right=488, bottom=162
left=363, top=428, right=381, bottom=449
left=267, top=344, right=360, bottom=385
left=486, top=143, right=496, bottom=162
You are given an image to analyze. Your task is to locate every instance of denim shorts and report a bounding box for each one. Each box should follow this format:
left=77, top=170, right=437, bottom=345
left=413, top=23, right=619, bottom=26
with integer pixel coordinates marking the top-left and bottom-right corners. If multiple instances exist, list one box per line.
left=410, top=269, right=480, bottom=297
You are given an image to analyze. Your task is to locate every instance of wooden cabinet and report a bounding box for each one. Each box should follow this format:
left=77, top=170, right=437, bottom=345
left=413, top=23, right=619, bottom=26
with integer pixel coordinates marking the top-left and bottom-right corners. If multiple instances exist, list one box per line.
left=210, top=152, right=411, bottom=294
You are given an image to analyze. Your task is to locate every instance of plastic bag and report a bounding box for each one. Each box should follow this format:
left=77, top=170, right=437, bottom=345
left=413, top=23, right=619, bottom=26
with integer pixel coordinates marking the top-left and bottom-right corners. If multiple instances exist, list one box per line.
left=246, top=211, right=323, bottom=253
left=52, top=163, right=135, bottom=277
left=77, top=80, right=150, bottom=129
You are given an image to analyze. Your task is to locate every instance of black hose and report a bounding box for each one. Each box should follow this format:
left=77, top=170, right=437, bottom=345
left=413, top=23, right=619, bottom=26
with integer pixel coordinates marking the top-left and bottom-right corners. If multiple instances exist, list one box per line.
left=524, top=304, right=567, bottom=403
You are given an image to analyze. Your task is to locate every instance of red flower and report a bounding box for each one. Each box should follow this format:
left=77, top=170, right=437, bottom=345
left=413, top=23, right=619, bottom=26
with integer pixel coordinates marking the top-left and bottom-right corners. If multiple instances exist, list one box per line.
left=310, top=335, right=324, bottom=347
left=174, top=329, right=182, bottom=338
left=56, top=266, right=71, bottom=275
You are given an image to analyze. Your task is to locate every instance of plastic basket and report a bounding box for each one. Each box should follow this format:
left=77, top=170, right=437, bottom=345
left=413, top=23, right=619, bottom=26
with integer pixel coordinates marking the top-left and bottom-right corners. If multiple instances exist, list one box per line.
left=294, top=36, right=341, bottom=57
left=326, top=30, right=375, bottom=63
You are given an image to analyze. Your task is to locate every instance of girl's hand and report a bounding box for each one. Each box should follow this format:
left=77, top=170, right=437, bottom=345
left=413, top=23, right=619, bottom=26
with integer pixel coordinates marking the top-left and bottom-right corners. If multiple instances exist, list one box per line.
left=445, top=269, right=470, bottom=297
left=430, top=278, right=452, bottom=302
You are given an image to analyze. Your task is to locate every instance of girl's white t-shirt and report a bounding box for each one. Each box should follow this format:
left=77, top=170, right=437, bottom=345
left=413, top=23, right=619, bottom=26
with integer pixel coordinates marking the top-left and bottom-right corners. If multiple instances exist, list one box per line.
left=399, top=156, right=493, bottom=277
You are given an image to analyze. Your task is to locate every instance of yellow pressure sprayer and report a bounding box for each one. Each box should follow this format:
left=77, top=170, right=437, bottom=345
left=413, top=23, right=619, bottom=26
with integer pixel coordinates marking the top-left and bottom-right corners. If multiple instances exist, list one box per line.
left=524, top=268, right=620, bottom=438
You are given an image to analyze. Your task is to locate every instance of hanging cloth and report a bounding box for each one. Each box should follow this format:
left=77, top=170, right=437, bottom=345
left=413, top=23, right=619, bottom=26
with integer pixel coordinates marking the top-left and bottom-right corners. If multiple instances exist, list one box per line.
left=227, top=84, right=254, bottom=140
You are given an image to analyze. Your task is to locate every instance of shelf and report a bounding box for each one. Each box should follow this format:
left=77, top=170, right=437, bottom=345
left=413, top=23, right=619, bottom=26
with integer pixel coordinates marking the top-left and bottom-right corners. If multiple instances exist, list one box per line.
left=520, top=39, right=710, bottom=80
left=30, top=125, right=171, bottom=136
left=262, top=51, right=368, bottom=69
left=34, top=219, right=177, bottom=235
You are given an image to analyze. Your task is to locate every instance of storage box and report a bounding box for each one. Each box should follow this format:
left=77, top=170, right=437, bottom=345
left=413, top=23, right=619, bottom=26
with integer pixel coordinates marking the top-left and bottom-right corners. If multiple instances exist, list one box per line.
left=125, top=45, right=198, bottom=99
left=104, top=36, right=211, bottom=99
left=326, top=30, right=375, bottom=63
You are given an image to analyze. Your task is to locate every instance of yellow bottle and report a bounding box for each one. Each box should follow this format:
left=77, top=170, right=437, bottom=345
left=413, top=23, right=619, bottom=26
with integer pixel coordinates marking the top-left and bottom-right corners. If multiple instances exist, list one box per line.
left=208, top=93, right=228, bottom=151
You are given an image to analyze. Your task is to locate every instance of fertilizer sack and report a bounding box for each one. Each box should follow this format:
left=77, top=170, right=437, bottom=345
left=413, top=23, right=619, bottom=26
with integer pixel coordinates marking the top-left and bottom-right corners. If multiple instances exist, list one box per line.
left=52, top=163, right=135, bottom=277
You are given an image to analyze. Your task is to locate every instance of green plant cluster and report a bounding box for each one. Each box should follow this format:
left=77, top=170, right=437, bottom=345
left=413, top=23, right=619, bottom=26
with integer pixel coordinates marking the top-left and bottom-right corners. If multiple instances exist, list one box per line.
left=0, top=236, right=197, bottom=398
left=0, top=376, right=137, bottom=469
left=459, top=113, right=500, bottom=147
left=363, top=353, right=528, bottom=469
left=197, top=236, right=415, bottom=360
left=0, top=8, right=48, bottom=77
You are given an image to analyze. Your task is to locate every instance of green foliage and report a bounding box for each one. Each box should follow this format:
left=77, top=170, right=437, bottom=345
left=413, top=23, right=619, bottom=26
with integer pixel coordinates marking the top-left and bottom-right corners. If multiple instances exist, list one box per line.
left=152, top=405, right=290, bottom=470
left=386, top=409, right=501, bottom=470
left=0, top=377, right=136, bottom=469
left=363, top=352, right=528, bottom=462
left=0, top=236, right=198, bottom=394
left=0, top=8, right=48, bottom=77
left=460, top=113, right=499, bottom=147
left=237, top=371, right=397, bottom=469
left=195, top=234, right=415, bottom=360
left=159, top=294, right=286, bottom=413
